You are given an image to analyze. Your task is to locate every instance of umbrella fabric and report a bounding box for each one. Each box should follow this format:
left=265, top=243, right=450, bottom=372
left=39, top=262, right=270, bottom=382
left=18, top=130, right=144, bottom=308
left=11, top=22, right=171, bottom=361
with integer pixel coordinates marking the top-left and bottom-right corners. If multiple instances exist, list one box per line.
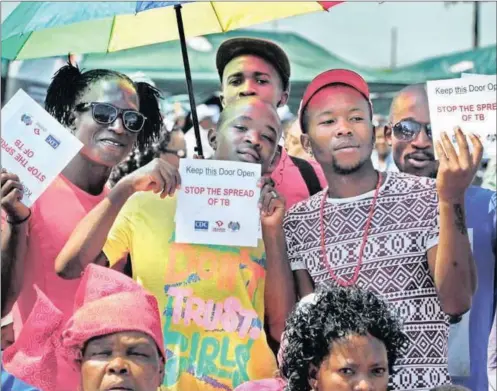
left=2, top=1, right=341, bottom=60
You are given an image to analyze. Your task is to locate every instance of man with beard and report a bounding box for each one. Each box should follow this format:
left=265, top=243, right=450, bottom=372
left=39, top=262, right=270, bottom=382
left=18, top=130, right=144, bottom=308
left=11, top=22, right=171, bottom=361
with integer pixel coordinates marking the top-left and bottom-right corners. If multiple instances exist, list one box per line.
left=55, top=97, right=295, bottom=391
left=284, top=69, right=482, bottom=391
left=386, top=83, right=497, bottom=391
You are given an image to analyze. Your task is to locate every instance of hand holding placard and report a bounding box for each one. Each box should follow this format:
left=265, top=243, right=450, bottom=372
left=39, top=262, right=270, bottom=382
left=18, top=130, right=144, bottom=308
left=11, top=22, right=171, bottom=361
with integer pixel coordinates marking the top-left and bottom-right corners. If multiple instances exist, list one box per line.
left=435, top=127, right=483, bottom=203
left=1, top=90, right=83, bottom=207
left=258, top=177, right=286, bottom=230
left=1, top=169, right=31, bottom=223
left=427, top=75, right=496, bottom=159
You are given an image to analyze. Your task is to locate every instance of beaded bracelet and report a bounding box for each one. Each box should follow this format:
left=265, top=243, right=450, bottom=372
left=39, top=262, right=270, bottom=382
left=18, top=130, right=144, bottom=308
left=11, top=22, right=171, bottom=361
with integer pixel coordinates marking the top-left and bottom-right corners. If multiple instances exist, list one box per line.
left=7, top=209, right=32, bottom=225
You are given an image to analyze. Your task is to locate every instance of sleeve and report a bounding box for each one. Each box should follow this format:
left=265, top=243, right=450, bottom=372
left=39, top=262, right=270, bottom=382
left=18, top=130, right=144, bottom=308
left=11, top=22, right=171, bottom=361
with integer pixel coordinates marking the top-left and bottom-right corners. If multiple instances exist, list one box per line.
left=283, top=214, right=306, bottom=271
left=426, top=190, right=440, bottom=251
left=102, top=194, right=140, bottom=268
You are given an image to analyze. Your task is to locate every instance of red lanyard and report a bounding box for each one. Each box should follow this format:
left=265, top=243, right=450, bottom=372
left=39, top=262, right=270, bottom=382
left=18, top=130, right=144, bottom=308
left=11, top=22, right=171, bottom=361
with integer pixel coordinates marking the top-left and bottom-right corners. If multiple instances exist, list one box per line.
left=319, top=173, right=382, bottom=287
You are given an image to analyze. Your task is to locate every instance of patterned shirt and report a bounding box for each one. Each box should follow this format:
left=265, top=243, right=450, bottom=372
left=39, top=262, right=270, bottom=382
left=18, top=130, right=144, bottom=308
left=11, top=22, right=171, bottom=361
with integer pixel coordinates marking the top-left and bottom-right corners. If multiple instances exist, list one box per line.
left=284, top=172, right=449, bottom=391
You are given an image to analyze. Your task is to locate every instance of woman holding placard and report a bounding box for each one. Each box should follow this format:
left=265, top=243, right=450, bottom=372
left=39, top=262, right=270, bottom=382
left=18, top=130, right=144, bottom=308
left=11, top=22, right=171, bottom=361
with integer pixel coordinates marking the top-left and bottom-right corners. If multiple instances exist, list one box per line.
left=1, top=59, right=163, bottom=390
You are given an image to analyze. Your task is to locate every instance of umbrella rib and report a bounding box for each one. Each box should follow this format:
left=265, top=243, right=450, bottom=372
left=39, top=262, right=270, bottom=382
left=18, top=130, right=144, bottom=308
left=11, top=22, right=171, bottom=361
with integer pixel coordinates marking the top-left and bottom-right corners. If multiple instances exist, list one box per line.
left=9, top=32, right=34, bottom=61
left=209, top=3, right=225, bottom=32
left=106, top=16, right=118, bottom=53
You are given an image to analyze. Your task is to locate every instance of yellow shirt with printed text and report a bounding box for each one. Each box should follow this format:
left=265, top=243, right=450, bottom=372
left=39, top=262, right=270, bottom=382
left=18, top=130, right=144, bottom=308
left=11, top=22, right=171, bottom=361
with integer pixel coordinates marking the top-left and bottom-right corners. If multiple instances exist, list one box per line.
left=103, top=191, right=277, bottom=391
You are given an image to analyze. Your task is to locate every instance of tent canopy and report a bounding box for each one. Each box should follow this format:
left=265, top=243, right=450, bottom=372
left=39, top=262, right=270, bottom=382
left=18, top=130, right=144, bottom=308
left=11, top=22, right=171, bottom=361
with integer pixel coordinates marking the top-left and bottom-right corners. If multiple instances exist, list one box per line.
left=80, top=29, right=392, bottom=83
left=384, top=45, right=496, bottom=83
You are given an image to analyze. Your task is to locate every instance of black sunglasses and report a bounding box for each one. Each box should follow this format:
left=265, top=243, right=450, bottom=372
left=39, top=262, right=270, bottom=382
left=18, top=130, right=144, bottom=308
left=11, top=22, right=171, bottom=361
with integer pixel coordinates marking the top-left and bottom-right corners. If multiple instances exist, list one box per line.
left=392, top=119, right=432, bottom=142
left=76, top=102, right=147, bottom=133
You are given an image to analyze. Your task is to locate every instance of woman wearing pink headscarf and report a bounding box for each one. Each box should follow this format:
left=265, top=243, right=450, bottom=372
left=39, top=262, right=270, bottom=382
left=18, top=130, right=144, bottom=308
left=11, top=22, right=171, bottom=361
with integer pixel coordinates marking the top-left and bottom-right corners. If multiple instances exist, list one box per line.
left=2, top=264, right=165, bottom=391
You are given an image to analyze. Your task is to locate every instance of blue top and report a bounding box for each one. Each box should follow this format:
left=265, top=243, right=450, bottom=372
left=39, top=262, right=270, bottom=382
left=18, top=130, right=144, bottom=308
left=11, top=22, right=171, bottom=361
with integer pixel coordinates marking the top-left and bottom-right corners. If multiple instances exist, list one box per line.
left=1, top=366, right=39, bottom=391
left=449, top=186, right=497, bottom=391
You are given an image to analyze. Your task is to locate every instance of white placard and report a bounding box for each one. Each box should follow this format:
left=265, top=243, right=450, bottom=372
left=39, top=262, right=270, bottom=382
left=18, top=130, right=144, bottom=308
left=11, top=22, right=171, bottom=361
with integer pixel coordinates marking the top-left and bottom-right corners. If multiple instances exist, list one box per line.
left=175, top=159, right=261, bottom=247
left=1, top=90, right=83, bottom=206
left=426, top=75, right=496, bottom=159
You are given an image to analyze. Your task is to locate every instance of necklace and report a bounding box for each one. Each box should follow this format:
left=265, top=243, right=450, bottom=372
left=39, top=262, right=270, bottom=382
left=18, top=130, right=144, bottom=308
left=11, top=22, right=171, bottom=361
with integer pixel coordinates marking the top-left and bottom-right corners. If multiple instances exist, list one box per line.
left=319, top=172, right=382, bottom=287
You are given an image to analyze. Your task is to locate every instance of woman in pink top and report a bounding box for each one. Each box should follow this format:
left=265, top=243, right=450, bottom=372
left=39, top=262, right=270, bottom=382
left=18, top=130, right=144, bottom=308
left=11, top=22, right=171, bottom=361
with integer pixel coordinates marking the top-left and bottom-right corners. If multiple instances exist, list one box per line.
left=1, top=60, right=163, bottom=388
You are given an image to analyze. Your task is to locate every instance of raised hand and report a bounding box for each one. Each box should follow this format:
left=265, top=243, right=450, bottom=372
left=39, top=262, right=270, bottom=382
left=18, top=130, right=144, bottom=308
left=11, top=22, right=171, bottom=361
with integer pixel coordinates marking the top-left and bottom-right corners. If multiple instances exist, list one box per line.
left=120, top=158, right=181, bottom=198
left=258, top=177, right=286, bottom=229
left=435, top=127, right=483, bottom=203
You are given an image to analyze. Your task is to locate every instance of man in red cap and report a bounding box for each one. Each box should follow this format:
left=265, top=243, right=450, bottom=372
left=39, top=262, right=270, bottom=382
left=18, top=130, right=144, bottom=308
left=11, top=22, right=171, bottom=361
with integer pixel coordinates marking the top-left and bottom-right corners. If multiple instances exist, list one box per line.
left=215, top=37, right=327, bottom=209
left=283, top=69, right=483, bottom=390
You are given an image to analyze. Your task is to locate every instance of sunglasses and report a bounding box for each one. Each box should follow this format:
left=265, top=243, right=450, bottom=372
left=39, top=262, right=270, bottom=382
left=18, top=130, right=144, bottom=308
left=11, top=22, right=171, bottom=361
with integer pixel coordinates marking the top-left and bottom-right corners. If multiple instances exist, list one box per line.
left=391, top=119, right=432, bottom=142
left=76, top=102, right=147, bottom=133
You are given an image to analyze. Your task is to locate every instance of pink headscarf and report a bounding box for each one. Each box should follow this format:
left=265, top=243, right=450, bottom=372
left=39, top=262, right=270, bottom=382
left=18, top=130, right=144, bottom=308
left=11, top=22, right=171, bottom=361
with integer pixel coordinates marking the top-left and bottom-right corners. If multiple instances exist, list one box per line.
left=2, top=264, right=164, bottom=391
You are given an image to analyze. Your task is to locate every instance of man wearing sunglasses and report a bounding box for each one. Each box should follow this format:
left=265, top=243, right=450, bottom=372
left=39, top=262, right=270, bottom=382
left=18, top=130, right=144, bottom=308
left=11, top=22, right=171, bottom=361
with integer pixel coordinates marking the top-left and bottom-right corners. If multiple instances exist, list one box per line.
left=386, top=83, right=497, bottom=391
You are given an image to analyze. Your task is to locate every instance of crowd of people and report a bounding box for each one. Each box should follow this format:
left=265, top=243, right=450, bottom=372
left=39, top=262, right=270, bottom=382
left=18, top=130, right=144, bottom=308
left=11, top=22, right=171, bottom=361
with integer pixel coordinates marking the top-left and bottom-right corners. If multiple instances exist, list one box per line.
left=1, top=35, right=495, bottom=391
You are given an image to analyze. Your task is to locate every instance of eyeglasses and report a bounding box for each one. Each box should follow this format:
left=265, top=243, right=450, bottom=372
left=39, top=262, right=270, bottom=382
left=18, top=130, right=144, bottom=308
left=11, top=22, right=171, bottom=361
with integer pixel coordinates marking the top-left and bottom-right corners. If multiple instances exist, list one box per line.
left=392, top=119, right=432, bottom=142
left=76, top=102, right=147, bottom=133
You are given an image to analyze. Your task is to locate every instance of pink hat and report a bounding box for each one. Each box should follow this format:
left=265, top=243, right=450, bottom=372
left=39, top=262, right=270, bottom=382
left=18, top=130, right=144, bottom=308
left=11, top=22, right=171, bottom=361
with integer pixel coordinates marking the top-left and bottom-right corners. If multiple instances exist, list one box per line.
left=2, top=264, right=164, bottom=391
left=299, top=69, right=372, bottom=131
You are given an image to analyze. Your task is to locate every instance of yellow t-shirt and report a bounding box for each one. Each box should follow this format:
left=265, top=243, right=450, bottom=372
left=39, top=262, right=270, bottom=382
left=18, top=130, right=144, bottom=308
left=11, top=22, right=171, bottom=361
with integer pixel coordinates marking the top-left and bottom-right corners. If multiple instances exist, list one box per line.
left=103, top=191, right=277, bottom=391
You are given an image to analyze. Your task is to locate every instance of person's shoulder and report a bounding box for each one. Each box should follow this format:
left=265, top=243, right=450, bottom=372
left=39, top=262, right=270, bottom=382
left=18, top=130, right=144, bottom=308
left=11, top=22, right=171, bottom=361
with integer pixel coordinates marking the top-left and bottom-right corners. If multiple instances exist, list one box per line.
left=384, top=171, right=437, bottom=194
left=284, top=189, right=325, bottom=222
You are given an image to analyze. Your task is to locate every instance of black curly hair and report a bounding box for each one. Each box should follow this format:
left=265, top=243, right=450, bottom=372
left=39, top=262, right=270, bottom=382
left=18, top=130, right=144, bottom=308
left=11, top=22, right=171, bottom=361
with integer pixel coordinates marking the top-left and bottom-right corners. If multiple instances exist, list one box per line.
left=44, top=56, right=163, bottom=152
left=280, top=287, right=408, bottom=391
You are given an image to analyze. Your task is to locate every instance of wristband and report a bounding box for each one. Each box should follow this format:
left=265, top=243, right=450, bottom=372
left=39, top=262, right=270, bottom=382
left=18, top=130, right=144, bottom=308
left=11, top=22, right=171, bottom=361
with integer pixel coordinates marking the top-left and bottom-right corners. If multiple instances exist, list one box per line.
left=7, top=209, right=32, bottom=225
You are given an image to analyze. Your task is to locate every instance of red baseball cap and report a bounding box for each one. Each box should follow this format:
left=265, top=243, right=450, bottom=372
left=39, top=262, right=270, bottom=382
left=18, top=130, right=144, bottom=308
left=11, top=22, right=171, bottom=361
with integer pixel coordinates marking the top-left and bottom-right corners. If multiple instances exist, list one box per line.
left=299, top=69, right=372, bottom=131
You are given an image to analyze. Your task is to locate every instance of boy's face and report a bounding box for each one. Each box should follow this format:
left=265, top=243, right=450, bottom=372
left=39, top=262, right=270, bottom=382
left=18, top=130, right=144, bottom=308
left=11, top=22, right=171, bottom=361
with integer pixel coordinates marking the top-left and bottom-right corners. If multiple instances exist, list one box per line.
left=213, top=97, right=282, bottom=174
left=221, top=54, right=288, bottom=109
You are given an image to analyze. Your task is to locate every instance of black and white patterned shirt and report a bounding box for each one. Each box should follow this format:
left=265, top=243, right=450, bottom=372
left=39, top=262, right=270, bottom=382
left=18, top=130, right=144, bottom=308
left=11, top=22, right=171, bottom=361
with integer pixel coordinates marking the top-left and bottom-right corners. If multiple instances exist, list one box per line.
left=284, top=172, right=450, bottom=391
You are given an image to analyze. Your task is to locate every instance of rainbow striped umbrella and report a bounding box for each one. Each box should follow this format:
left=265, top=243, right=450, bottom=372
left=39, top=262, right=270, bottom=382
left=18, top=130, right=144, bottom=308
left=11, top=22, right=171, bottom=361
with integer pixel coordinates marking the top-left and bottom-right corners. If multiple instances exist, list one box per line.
left=2, top=1, right=342, bottom=155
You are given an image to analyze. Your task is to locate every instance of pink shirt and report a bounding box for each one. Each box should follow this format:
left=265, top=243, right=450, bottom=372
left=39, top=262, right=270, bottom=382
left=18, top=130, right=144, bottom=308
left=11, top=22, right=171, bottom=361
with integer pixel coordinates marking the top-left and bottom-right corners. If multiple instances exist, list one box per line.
left=2, top=175, right=109, bottom=388
left=271, top=147, right=327, bottom=210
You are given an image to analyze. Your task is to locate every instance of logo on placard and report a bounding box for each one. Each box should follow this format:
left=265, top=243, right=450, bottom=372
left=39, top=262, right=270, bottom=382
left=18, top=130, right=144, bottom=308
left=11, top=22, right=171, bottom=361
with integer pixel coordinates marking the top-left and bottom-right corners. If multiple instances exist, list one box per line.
left=194, top=220, right=209, bottom=231
left=45, top=135, right=61, bottom=149
left=212, top=220, right=226, bottom=233
left=228, top=221, right=240, bottom=232
left=21, top=114, right=33, bottom=126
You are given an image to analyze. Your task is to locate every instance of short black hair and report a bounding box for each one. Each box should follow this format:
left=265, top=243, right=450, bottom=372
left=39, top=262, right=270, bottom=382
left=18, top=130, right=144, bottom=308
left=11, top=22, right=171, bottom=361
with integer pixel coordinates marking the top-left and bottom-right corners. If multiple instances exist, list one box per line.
left=216, top=37, right=291, bottom=92
left=281, top=286, right=408, bottom=391
left=45, top=56, right=163, bottom=151
left=300, top=83, right=373, bottom=134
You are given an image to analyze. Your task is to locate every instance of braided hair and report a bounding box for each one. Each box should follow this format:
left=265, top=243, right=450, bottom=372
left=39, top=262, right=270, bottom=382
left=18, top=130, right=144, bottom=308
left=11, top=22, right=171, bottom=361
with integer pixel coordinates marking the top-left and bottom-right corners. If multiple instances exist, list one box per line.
left=44, top=57, right=163, bottom=151
left=281, top=286, right=408, bottom=391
